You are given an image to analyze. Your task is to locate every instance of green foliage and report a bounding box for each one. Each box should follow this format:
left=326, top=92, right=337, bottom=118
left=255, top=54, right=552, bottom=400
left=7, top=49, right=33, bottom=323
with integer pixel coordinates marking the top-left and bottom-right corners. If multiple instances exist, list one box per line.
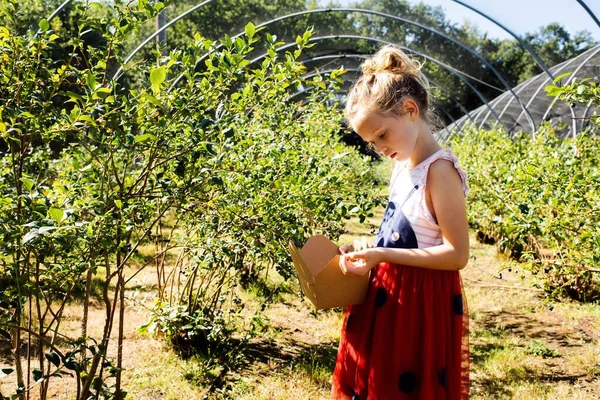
left=0, top=0, right=381, bottom=398
left=545, top=72, right=600, bottom=128
left=490, top=23, right=595, bottom=84
left=526, top=339, right=561, bottom=358
left=3, top=0, right=595, bottom=396
left=5, top=0, right=594, bottom=131
left=450, top=124, right=600, bottom=302
left=138, top=301, right=237, bottom=359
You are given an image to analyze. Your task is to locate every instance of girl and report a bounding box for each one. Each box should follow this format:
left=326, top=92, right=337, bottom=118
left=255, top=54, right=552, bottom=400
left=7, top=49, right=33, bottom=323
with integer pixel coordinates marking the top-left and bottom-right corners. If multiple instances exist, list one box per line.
left=331, top=44, right=470, bottom=400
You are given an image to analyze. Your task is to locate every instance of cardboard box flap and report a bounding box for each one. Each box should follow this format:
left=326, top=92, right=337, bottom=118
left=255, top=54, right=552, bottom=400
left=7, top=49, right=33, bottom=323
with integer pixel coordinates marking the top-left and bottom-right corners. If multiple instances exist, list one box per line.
left=298, top=235, right=340, bottom=277
left=288, top=240, right=315, bottom=284
left=316, top=256, right=347, bottom=282
left=288, top=235, right=370, bottom=310
left=288, top=240, right=319, bottom=306
left=308, top=280, right=369, bottom=310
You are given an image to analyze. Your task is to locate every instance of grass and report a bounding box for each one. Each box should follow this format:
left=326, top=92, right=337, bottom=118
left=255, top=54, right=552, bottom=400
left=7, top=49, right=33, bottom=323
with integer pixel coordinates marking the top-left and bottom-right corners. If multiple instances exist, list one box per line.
left=219, top=203, right=600, bottom=399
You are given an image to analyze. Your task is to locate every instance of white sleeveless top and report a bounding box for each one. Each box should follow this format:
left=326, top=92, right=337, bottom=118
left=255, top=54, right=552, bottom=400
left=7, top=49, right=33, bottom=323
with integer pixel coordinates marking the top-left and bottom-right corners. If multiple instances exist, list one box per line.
left=385, top=148, right=470, bottom=249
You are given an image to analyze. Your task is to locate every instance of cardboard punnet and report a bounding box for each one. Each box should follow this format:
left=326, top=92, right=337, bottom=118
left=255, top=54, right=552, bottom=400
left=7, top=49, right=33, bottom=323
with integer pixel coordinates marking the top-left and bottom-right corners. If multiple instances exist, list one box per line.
left=288, top=235, right=370, bottom=310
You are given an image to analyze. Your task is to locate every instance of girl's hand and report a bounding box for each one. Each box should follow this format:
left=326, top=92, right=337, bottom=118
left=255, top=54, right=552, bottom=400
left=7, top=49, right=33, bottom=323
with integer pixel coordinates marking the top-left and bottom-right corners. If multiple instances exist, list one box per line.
left=339, top=248, right=382, bottom=276
left=338, top=236, right=371, bottom=255
left=338, top=243, right=354, bottom=254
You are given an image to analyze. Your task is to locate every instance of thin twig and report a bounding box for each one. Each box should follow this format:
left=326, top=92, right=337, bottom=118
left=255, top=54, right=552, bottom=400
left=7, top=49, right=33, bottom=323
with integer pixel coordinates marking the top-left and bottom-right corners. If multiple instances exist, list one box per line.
left=463, top=277, right=544, bottom=292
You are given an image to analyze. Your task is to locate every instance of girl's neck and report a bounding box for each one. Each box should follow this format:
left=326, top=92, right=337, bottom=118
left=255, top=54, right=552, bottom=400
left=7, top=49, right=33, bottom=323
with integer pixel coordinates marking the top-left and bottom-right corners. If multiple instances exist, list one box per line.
left=404, top=124, right=442, bottom=169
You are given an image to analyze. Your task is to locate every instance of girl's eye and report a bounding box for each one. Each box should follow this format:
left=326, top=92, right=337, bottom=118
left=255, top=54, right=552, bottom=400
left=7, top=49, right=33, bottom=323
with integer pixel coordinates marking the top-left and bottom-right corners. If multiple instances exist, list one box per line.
left=380, top=131, right=387, bottom=139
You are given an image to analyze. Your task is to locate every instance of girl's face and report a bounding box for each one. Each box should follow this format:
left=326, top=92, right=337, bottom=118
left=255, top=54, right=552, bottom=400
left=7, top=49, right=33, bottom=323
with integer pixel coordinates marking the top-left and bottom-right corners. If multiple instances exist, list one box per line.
left=350, top=101, right=419, bottom=162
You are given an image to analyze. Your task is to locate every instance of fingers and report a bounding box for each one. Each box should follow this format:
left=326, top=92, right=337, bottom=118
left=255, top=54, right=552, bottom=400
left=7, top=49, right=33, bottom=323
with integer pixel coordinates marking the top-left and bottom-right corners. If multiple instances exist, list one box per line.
left=339, top=254, right=368, bottom=276
left=352, top=236, right=370, bottom=252
left=340, top=237, right=371, bottom=254
left=361, top=236, right=368, bottom=251
left=346, top=262, right=368, bottom=276
left=339, top=254, right=348, bottom=275
left=339, top=244, right=354, bottom=254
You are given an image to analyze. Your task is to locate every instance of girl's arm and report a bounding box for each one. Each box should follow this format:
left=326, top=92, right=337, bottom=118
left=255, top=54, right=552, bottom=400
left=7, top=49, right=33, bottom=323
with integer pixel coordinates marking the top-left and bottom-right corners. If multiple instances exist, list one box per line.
left=348, top=159, right=469, bottom=273
left=379, top=159, right=469, bottom=271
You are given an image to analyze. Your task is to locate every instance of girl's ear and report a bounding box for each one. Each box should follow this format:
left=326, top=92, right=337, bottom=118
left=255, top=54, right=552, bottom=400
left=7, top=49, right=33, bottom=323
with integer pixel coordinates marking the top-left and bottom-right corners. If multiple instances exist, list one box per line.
left=402, top=99, right=420, bottom=120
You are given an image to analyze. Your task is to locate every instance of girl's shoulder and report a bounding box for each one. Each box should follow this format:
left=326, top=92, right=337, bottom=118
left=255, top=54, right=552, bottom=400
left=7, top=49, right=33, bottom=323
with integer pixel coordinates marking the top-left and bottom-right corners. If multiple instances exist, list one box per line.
left=414, top=148, right=470, bottom=199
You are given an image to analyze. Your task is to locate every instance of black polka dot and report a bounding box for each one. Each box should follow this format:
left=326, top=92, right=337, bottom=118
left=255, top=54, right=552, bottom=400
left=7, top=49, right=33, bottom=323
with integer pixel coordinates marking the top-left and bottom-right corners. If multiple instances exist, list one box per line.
left=351, top=391, right=360, bottom=400
left=346, top=314, right=354, bottom=331
left=398, top=371, right=417, bottom=393
left=453, top=294, right=464, bottom=315
left=438, top=367, right=447, bottom=388
left=375, top=287, right=387, bottom=308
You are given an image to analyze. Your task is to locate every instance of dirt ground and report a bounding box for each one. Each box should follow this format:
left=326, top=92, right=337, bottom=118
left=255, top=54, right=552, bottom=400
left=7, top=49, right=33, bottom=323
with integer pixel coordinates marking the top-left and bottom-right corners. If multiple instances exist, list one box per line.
left=1, top=211, right=599, bottom=399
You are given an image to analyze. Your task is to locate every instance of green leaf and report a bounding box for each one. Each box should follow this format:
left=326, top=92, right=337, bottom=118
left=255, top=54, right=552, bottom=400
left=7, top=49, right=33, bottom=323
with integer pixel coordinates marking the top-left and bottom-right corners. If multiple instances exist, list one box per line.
left=45, top=352, right=61, bottom=368
left=150, top=66, right=166, bottom=88
left=48, top=207, right=64, bottom=223
left=92, top=376, right=103, bottom=391
left=51, top=370, right=72, bottom=378
left=86, top=72, right=96, bottom=90
left=133, top=133, right=156, bottom=143
left=553, top=71, right=572, bottom=85
left=39, top=226, right=57, bottom=235
left=22, top=229, right=39, bottom=244
left=77, top=115, right=94, bottom=123
left=20, top=177, right=34, bottom=191
left=544, top=86, right=562, bottom=97
left=141, top=93, right=163, bottom=108
left=234, top=37, right=245, bottom=52
left=39, top=19, right=50, bottom=31
left=211, top=174, right=223, bottom=186
left=95, top=87, right=112, bottom=99
left=66, top=91, right=84, bottom=104
left=64, top=360, right=81, bottom=371
left=332, top=152, right=349, bottom=160
left=223, top=127, right=234, bottom=138
left=32, top=368, right=43, bottom=383
left=244, top=22, right=256, bottom=38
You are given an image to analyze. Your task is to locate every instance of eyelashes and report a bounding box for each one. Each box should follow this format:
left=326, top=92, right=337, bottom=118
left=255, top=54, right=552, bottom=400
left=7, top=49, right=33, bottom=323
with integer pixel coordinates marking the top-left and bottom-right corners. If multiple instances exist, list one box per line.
left=366, top=130, right=387, bottom=152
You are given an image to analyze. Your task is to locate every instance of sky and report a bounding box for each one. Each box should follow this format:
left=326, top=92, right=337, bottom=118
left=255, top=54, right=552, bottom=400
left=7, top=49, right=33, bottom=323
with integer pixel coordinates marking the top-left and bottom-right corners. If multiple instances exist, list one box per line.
left=318, top=0, right=600, bottom=41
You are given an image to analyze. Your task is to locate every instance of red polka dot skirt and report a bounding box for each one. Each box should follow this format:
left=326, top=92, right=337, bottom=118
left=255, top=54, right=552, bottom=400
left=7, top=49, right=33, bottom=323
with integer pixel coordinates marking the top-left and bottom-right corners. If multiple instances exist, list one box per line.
left=330, top=261, right=470, bottom=399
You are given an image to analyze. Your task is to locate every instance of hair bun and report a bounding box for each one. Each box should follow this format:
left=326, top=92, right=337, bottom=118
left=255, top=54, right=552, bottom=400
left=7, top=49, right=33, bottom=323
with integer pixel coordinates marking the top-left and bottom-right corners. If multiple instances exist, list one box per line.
left=361, top=44, right=422, bottom=78
left=345, top=43, right=440, bottom=131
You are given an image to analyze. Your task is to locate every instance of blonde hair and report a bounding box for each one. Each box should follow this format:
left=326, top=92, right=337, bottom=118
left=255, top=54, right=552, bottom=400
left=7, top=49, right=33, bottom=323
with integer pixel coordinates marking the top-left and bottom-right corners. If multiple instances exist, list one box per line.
left=345, top=44, right=442, bottom=130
